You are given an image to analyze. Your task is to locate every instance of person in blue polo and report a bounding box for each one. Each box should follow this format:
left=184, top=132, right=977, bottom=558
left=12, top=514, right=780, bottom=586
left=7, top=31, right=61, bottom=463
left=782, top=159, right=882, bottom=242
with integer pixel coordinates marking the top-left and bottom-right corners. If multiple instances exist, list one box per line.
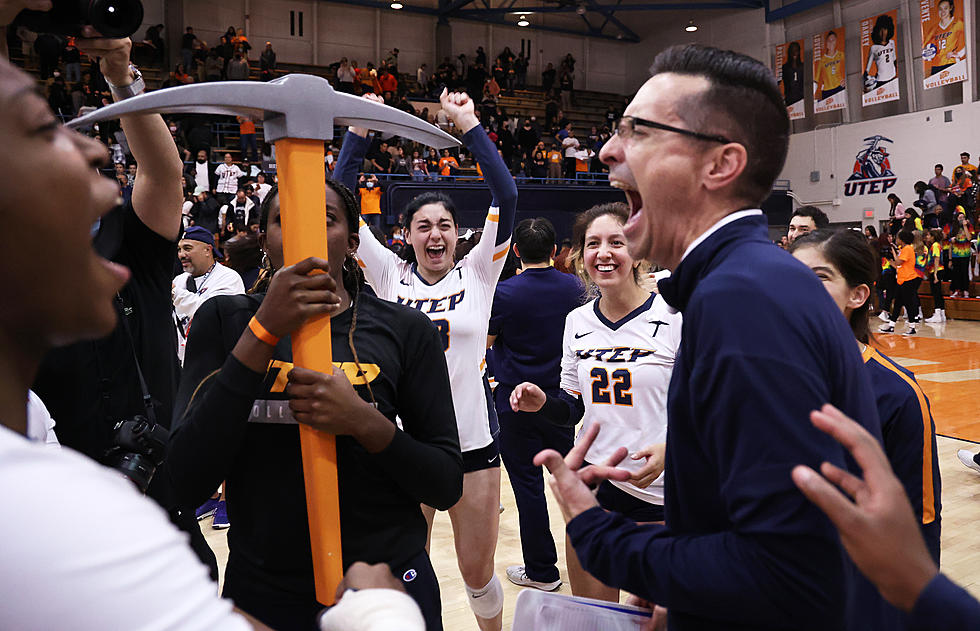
left=534, top=45, right=889, bottom=630
left=488, top=217, right=583, bottom=592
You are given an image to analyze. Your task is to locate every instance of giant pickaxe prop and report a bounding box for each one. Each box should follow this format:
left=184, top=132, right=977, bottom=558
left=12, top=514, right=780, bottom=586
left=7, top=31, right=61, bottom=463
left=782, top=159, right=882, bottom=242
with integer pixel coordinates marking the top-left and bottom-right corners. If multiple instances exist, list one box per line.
left=70, top=74, right=460, bottom=604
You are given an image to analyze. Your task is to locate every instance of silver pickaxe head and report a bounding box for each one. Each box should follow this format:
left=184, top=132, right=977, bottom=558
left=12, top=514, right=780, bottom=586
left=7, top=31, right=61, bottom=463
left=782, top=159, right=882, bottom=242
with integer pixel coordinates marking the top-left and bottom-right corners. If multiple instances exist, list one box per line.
left=68, top=74, right=460, bottom=148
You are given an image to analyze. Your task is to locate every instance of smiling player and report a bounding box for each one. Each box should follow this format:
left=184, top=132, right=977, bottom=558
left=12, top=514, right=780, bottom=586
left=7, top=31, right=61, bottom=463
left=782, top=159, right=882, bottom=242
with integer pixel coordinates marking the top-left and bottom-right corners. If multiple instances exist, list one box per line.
left=335, top=90, right=517, bottom=631
left=510, top=202, right=681, bottom=602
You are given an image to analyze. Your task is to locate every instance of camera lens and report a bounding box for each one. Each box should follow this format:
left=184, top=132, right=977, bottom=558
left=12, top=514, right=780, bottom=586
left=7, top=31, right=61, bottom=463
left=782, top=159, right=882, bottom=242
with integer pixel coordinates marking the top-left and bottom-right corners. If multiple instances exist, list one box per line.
left=86, top=0, right=144, bottom=38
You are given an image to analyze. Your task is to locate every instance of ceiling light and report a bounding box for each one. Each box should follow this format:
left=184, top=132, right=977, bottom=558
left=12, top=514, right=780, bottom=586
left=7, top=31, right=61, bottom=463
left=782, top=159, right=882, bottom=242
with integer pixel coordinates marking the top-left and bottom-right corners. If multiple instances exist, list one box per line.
left=390, top=1, right=403, bottom=8
left=685, top=19, right=698, bottom=32
left=517, top=15, right=529, bottom=26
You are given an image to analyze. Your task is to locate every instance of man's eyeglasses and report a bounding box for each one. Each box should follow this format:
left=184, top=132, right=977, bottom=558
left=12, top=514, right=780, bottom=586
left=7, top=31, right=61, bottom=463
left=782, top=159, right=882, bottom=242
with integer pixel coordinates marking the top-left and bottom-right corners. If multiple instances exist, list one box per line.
left=614, top=115, right=734, bottom=145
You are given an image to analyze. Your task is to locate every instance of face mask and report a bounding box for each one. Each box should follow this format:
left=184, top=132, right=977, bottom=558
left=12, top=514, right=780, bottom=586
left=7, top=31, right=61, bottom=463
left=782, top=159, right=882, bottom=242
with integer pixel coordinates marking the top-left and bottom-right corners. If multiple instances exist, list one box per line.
left=366, top=182, right=374, bottom=189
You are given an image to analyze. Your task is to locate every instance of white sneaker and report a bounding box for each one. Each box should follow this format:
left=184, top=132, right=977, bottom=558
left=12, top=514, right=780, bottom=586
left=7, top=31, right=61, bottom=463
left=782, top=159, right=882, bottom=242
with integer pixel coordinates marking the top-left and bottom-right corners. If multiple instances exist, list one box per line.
left=879, top=322, right=895, bottom=333
left=878, top=311, right=891, bottom=322
left=925, top=312, right=942, bottom=323
left=957, top=449, right=980, bottom=474
left=902, top=325, right=916, bottom=336
left=506, top=565, right=562, bottom=591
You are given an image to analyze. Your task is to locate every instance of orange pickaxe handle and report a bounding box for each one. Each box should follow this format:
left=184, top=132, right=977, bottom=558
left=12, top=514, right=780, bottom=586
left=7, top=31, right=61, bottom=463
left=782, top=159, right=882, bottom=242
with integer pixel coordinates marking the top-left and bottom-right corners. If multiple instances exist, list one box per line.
left=276, top=137, right=343, bottom=605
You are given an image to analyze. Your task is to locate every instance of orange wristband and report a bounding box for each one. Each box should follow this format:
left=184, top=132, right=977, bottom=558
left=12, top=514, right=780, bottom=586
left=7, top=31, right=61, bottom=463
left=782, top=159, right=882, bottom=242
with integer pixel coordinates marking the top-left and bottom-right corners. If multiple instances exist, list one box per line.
left=248, top=316, right=280, bottom=346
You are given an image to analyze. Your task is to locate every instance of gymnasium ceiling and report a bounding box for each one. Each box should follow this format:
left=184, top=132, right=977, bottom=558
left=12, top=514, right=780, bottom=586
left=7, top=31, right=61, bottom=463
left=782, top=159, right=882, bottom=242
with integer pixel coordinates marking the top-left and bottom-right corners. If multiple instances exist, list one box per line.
left=322, top=0, right=831, bottom=42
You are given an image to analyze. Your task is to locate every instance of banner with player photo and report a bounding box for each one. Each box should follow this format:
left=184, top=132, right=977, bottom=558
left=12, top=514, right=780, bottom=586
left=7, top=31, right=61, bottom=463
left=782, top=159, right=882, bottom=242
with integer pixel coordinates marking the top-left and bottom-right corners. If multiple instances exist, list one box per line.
left=861, top=11, right=900, bottom=106
left=919, top=0, right=967, bottom=89
left=775, top=40, right=805, bottom=120
left=813, top=28, right=847, bottom=113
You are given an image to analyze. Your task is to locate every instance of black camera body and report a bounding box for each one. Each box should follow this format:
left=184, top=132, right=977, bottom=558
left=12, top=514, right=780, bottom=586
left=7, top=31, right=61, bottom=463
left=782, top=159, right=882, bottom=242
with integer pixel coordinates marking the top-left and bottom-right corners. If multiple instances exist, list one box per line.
left=15, top=0, right=144, bottom=38
left=104, top=416, right=168, bottom=493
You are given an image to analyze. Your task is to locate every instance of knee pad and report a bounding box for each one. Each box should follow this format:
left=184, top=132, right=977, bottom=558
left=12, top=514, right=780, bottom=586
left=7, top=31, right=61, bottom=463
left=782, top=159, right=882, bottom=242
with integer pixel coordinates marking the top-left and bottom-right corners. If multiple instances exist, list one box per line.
left=465, top=574, right=503, bottom=619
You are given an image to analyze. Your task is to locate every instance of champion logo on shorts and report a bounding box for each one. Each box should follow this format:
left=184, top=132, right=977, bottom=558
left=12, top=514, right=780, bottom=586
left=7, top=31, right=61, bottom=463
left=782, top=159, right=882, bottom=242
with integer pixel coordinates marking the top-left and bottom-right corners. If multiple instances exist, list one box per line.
left=403, top=569, right=417, bottom=582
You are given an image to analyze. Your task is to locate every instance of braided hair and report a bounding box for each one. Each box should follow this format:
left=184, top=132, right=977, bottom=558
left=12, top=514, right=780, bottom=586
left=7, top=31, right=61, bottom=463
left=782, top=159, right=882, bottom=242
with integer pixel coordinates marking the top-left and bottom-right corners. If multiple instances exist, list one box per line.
left=255, top=180, right=376, bottom=405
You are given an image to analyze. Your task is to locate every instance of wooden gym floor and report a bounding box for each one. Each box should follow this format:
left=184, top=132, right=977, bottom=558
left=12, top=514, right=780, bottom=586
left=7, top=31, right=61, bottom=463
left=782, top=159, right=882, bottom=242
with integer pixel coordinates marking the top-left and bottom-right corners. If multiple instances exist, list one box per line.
left=202, top=319, right=980, bottom=629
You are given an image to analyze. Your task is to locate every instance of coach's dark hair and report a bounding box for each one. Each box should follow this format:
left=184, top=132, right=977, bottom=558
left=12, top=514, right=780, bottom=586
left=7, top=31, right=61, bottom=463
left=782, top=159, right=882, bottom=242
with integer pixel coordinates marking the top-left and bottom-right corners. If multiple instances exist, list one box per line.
left=789, top=229, right=876, bottom=344
left=568, top=202, right=644, bottom=296
left=792, top=205, right=830, bottom=229
left=872, top=14, right=895, bottom=44
left=253, top=180, right=375, bottom=404
left=649, top=45, right=789, bottom=206
left=514, top=217, right=556, bottom=264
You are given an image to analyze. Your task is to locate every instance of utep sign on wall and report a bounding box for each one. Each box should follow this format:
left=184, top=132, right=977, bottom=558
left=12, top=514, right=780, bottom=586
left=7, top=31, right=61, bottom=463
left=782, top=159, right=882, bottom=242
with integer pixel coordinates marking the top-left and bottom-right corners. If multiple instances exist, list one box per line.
left=779, top=99, right=980, bottom=223
left=844, top=135, right=898, bottom=197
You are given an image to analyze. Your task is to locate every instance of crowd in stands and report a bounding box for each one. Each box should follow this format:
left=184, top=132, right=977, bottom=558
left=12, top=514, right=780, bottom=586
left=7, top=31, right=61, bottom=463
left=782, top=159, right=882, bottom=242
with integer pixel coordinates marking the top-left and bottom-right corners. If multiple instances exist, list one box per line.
left=6, top=8, right=980, bottom=627
left=774, top=152, right=979, bottom=337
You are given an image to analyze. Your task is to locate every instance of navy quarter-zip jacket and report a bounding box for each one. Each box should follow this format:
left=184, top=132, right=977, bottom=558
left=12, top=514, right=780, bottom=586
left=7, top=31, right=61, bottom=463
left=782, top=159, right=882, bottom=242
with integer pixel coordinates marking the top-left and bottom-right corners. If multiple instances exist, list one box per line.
left=567, top=213, right=884, bottom=630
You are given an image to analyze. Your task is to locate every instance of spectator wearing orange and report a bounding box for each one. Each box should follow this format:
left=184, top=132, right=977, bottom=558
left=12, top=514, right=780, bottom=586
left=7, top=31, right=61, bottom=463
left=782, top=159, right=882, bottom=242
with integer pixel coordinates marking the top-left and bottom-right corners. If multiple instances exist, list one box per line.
left=358, top=173, right=383, bottom=229
left=232, top=27, right=250, bottom=56
left=484, top=76, right=500, bottom=100
left=358, top=63, right=381, bottom=94
left=879, top=230, right=921, bottom=335
left=237, top=115, right=257, bottom=163
left=378, top=68, right=398, bottom=94
left=949, top=165, right=975, bottom=211
left=546, top=143, right=562, bottom=181
left=174, top=63, right=193, bottom=84
left=438, top=149, right=459, bottom=178
left=958, top=151, right=977, bottom=178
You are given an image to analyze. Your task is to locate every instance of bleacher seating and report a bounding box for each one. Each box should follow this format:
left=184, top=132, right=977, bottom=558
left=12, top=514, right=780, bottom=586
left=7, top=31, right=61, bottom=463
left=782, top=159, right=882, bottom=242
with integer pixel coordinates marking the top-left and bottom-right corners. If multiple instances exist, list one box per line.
left=919, top=281, right=980, bottom=321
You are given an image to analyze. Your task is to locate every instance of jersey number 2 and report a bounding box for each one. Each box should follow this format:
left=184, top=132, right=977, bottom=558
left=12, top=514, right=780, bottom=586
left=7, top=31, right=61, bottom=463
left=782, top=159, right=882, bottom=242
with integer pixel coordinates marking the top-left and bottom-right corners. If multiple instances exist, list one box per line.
left=590, top=367, right=632, bottom=406
left=433, top=319, right=451, bottom=351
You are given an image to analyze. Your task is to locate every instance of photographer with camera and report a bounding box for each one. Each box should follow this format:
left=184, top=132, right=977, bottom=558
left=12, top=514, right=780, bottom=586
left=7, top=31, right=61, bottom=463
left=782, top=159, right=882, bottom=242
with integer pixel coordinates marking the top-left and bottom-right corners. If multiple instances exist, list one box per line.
left=11, top=5, right=217, bottom=575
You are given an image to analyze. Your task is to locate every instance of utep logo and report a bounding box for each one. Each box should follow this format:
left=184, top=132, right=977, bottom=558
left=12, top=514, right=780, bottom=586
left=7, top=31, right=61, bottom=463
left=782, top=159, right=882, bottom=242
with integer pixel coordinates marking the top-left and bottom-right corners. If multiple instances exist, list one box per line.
left=574, top=347, right=655, bottom=363
left=266, top=360, right=381, bottom=393
left=844, top=135, right=898, bottom=197
left=395, top=289, right=465, bottom=314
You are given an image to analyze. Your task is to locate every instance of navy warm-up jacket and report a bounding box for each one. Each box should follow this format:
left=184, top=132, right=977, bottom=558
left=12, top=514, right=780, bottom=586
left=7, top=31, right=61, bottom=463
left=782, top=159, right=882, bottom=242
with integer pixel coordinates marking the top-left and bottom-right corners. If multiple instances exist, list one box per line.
left=567, top=213, right=886, bottom=631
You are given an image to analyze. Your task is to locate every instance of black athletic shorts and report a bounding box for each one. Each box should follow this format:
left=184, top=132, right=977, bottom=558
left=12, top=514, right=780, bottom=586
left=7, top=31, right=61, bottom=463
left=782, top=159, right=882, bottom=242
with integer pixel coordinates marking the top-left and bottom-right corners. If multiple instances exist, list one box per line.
left=462, top=436, right=501, bottom=473
left=393, top=550, right=443, bottom=631
left=595, top=479, right=664, bottom=523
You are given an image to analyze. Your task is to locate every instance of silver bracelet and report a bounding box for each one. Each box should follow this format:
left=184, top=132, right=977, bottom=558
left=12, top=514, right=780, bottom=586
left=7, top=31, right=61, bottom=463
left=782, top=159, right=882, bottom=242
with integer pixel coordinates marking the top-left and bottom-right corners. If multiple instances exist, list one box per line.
left=105, top=64, right=146, bottom=101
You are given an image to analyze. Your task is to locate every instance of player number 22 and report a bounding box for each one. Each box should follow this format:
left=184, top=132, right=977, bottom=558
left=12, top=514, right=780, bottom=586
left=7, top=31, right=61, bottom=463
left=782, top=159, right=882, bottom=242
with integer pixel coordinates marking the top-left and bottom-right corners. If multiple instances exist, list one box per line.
left=433, top=319, right=451, bottom=351
left=590, top=367, right=633, bottom=406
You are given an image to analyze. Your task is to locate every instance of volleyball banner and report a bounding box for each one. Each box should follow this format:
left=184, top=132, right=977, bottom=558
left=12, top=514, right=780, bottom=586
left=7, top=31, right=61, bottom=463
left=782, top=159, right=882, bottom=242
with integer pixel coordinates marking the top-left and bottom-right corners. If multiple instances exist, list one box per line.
left=861, top=11, right=900, bottom=106
left=919, top=0, right=967, bottom=89
left=813, top=28, right=847, bottom=113
left=775, top=40, right=805, bottom=120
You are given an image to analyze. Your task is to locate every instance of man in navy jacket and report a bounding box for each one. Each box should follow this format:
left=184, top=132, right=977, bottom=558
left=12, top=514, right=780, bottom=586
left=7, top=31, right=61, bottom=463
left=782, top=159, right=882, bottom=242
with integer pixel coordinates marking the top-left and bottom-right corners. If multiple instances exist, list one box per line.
left=535, top=45, right=886, bottom=630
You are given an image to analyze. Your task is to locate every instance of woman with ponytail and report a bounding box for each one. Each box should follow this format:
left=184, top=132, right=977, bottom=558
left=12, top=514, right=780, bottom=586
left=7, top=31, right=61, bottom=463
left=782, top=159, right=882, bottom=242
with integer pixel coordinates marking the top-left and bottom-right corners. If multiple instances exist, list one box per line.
left=789, top=229, right=940, bottom=578
left=167, top=180, right=463, bottom=631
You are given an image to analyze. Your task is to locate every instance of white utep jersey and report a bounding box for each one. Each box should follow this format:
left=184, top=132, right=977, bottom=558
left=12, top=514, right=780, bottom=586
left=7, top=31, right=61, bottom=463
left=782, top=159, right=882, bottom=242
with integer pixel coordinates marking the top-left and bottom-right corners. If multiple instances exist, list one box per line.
left=867, top=39, right=897, bottom=82
left=560, top=293, right=682, bottom=505
left=357, top=208, right=510, bottom=452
